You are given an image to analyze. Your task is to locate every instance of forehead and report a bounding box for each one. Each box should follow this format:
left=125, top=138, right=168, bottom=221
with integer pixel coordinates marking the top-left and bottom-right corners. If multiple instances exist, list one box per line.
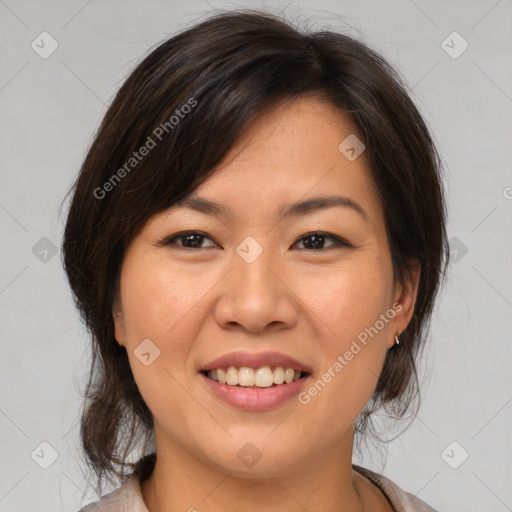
left=162, top=97, right=384, bottom=231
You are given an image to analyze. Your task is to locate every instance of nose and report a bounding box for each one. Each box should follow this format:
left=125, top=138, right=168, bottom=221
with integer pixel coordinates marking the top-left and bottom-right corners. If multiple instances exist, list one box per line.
left=213, top=244, right=299, bottom=334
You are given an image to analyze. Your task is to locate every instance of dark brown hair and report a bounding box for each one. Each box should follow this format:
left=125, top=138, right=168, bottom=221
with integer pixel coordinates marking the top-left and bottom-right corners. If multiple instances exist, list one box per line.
left=61, top=8, right=449, bottom=493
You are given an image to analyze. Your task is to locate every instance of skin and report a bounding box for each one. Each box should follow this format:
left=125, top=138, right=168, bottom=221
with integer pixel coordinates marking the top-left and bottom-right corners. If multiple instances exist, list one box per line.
left=113, top=96, right=419, bottom=512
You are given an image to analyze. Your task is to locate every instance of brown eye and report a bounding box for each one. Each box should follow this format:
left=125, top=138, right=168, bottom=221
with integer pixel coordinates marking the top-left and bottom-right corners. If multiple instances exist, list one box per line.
left=159, top=230, right=352, bottom=251
left=163, top=231, right=218, bottom=249
left=294, top=232, right=351, bottom=251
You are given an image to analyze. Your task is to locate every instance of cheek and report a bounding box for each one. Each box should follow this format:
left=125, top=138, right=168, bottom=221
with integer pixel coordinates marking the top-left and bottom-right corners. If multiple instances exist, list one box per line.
left=120, top=259, right=204, bottom=341
left=297, top=256, right=393, bottom=342
left=294, top=257, right=393, bottom=418
left=117, top=260, right=207, bottom=403
left=118, top=261, right=206, bottom=427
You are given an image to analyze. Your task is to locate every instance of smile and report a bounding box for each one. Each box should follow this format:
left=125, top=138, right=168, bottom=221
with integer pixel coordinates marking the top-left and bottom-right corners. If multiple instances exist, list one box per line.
left=203, top=366, right=309, bottom=388
left=199, top=351, right=312, bottom=410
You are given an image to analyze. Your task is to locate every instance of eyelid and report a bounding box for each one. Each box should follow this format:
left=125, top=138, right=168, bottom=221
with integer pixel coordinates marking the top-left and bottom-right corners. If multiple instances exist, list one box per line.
left=157, top=230, right=354, bottom=250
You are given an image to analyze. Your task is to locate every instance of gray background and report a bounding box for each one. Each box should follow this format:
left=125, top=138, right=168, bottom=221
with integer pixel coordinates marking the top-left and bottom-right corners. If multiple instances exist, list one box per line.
left=1, top=0, right=511, bottom=511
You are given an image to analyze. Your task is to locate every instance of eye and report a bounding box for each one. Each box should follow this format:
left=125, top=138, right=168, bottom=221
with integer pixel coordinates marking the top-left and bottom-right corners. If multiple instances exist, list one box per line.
left=159, top=230, right=352, bottom=251
left=161, top=231, right=218, bottom=249
left=293, top=232, right=352, bottom=251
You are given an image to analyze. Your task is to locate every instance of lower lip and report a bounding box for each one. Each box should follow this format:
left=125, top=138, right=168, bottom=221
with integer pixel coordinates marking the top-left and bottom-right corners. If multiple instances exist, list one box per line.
left=200, top=373, right=310, bottom=411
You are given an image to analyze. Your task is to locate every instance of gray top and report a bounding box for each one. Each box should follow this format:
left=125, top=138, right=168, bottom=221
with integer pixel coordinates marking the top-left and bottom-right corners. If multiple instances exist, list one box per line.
left=77, top=465, right=438, bottom=511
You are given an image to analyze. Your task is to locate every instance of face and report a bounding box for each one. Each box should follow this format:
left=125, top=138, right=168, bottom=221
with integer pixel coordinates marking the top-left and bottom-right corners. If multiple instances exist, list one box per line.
left=113, top=96, right=418, bottom=477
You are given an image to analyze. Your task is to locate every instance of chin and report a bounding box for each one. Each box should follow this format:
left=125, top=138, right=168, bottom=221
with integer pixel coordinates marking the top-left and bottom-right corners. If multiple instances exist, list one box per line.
left=196, top=434, right=307, bottom=478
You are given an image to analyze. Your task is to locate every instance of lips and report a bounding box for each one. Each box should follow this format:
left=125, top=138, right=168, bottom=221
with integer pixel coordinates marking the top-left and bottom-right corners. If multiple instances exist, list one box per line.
left=199, top=351, right=312, bottom=410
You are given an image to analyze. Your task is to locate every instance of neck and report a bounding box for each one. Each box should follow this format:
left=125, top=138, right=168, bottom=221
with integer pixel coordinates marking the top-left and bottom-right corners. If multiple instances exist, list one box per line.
left=141, top=426, right=366, bottom=512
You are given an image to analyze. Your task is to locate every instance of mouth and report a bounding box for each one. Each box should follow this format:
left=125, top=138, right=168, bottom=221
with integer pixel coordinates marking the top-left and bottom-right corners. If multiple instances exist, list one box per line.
left=201, top=366, right=311, bottom=388
left=199, top=351, right=312, bottom=410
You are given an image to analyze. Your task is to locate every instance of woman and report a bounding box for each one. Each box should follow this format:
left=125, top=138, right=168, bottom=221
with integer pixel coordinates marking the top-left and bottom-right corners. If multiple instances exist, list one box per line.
left=63, top=8, right=448, bottom=512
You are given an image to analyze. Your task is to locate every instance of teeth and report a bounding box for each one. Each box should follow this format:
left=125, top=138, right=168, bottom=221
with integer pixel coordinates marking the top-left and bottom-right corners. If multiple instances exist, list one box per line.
left=226, top=366, right=239, bottom=386
left=254, top=367, right=273, bottom=387
left=238, top=367, right=255, bottom=386
left=273, top=366, right=285, bottom=384
left=206, top=366, right=304, bottom=387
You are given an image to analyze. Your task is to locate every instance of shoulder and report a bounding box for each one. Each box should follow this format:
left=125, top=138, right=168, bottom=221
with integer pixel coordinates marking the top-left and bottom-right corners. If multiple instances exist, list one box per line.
left=76, top=474, right=148, bottom=512
left=353, top=465, right=439, bottom=512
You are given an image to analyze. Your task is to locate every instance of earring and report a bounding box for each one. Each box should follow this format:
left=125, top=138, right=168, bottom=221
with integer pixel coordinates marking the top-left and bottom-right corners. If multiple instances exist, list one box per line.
left=394, top=333, right=400, bottom=345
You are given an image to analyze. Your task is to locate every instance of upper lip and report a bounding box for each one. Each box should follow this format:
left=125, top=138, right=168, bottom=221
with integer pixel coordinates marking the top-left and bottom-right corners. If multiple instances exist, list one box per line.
left=200, top=351, right=312, bottom=374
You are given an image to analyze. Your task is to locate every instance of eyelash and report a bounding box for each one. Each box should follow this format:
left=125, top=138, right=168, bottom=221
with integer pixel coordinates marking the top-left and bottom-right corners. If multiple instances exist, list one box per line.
left=159, top=230, right=353, bottom=252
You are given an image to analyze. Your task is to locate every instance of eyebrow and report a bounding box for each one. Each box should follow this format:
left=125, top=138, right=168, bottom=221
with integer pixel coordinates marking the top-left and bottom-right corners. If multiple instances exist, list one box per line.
left=172, top=194, right=368, bottom=222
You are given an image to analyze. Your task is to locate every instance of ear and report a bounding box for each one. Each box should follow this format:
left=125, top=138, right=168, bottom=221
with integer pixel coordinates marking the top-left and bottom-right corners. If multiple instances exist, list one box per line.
left=112, top=300, right=125, bottom=347
left=388, top=262, right=421, bottom=348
